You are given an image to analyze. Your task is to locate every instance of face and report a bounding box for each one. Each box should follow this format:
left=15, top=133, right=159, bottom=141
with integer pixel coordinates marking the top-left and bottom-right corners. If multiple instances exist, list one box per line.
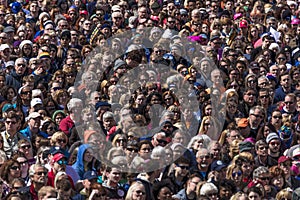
left=9, top=163, right=21, bottom=178
left=107, top=168, right=121, bottom=183
left=271, top=175, right=284, bottom=189
left=268, top=139, right=281, bottom=153
left=132, top=184, right=146, bottom=200
left=157, top=186, right=172, bottom=200
left=196, top=150, right=211, bottom=168
left=5, top=117, right=19, bottom=134
left=53, top=158, right=67, bottom=172
left=280, top=74, right=291, bottom=89
left=231, top=168, right=242, bottom=183
left=249, top=109, right=263, bottom=129
left=284, top=95, right=296, bottom=112
left=29, top=117, right=41, bottom=130
left=256, top=144, right=268, bottom=157
left=15, top=59, right=27, bottom=75
left=271, top=111, right=282, bottom=127
left=241, top=162, right=253, bottom=177
left=139, top=144, right=152, bottom=160
left=248, top=191, right=261, bottom=200
left=164, top=94, right=174, bottom=106
left=17, top=157, right=29, bottom=177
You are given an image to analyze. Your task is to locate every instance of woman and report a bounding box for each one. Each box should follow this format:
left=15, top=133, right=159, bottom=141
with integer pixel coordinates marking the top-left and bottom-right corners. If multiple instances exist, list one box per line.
left=41, top=120, right=58, bottom=137
left=52, top=110, right=66, bottom=126
left=51, top=70, right=66, bottom=89
left=19, top=40, right=33, bottom=61
left=112, top=134, right=127, bottom=149
left=152, top=180, right=174, bottom=200
left=1, top=86, right=17, bottom=103
left=72, top=144, right=96, bottom=179
left=198, top=57, right=213, bottom=87
left=247, top=24, right=260, bottom=45
left=269, top=166, right=287, bottom=192
left=130, top=90, right=148, bottom=116
left=53, top=89, right=70, bottom=110
left=88, top=183, right=109, bottom=200
left=125, top=181, right=146, bottom=200
left=17, top=139, right=35, bottom=165
left=12, top=152, right=29, bottom=184
left=226, top=165, right=243, bottom=191
left=187, top=135, right=211, bottom=155
left=162, top=91, right=179, bottom=109
left=244, top=73, right=257, bottom=90
left=0, top=159, right=21, bottom=196
left=50, top=131, right=69, bottom=150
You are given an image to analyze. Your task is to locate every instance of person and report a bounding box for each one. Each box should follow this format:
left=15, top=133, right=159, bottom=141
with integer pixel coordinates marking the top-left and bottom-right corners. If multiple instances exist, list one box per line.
left=20, top=112, right=48, bottom=140
left=37, top=186, right=58, bottom=200
left=102, top=165, right=126, bottom=199
left=173, top=173, right=201, bottom=200
left=1, top=111, right=29, bottom=158
left=29, top=164, right=49, bottom=200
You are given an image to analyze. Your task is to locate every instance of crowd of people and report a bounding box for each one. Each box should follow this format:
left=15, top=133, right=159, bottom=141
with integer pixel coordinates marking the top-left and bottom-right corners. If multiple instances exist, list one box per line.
left=0, top=0, right=300, bottom=199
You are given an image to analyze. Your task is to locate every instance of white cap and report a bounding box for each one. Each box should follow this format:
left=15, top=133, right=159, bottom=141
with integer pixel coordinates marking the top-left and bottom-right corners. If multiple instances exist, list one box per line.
left=30, top=98, right=43, bottom=108
left=0, top=44, right=10, bottom=51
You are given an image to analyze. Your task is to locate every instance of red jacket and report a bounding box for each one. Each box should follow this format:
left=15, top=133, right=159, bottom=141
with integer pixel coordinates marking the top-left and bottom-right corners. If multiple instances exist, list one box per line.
left=59, top=115, right=74, bottom=135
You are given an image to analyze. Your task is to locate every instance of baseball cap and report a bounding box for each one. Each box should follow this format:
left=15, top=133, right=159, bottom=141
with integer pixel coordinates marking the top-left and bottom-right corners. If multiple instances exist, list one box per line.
left=292, top=148, right=300, bottom=158
left=239, top=141, right=254, bottom=153
left=52, top=153, right=66, bottom=163
left=291, top=18, right=300, bottom=25
left=211, top=160, right=227, bottom=171
left=0, top=44, right=10, bottom=51
left=114, top=59, right=126, bottom=71
left=278, top=156, right=291, bottom=164
left=30, top=98, right=43, bottom=108
left=27, top=112, right=41, bottom=120
left=83, top=171, right=98, bottom=180
left=239, top=20, right=248, bottom=28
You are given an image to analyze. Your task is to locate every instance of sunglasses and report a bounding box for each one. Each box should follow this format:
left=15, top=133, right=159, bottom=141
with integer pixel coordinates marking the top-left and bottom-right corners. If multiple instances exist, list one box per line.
left=10, top=166, right=20, bottom=170
left=20, top=145, right=31, bottom=149
left=232, top=171, right=242, bottom=177
left=176, top=165, right=189, bottom=170
left=57, top=160, right=68, bottom=165
left=35, top=171, right=47, bottom=176
left=57, top=139, right=67, bottom=143
left=127, top=148, right=138, bottom=153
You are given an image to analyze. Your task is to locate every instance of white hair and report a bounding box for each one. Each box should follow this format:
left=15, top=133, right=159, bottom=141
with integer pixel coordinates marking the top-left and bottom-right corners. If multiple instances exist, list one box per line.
left=200, top=182, right=218, bottom=195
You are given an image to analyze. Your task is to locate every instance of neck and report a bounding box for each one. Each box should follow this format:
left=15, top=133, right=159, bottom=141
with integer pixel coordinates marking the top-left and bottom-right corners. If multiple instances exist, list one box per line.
left=268, top=150, right=279, bottom=157
left=107, top=180, right=118, bottom=188
left=33, top=182, right=44, bottom=192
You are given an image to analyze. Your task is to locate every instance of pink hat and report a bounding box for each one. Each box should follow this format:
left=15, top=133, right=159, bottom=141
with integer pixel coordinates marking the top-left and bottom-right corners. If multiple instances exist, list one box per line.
left=233, top=13, right=243, bottom=20
left=291, top=18, right=300, bottom=25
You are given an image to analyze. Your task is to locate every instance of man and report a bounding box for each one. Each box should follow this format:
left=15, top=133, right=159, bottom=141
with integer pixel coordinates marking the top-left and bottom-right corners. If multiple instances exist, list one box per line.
left=29, top=164, right=49, bottom=200
left=138, top=140, right=153, bottom=160
left=282, top=93, right=298, bottom=122
left=266, top=132, right=281, bottom=161
left=59, top=98, right=83, bottom=135
left=112, top=11, right=125, bottom=30
left=250, top=166, right=277, bottom=197
left=6, top=57, right=28, bottom=89
left=57, top=30, right=71, bottom=68
left=151, top=132, right=167, bottom=147
left=47, top=153, right=74, bottom=187
left=167, top=156, right=190, bottom=193
left=238, top=88, right=257, bottom=116
left=254, top=140, right=277, bottom=167
left=20, top=112, right=48, bottom=140
left=0, top=43, right=11, bottom=63
left=114, top=59, right=127, bottom=79
left=248, top=106, right=264, bottom=138
left=18, top=85, right=32, bottom=116
left=191, top=148, right=212, bottom=180
left=226, top=128, right=242, bottom=145
left=1, top=111, right=29, bottom=158
left=206, top=69, right=225, bottom=94
left=89, top=91, right=102, bottom=106
left=274, top=72, right=293, bottom=103
left=102, top=165, right=126, bottom=199
left=251, top=33, right=275, bottom=61
left=173, top=173, right=202, bottom=200
left=32, top=53, right=51, bottom=84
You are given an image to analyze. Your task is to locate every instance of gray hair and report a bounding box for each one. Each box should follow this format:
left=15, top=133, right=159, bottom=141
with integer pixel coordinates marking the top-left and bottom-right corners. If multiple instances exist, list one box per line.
left=200, top=182, right=218, bottom=195
left=151, top=146, right=166, bottom=159
left=67, top=98, right=82, bottom=111
left=188, top=135, right=211, bottom=149
left=29, top=164, right=48, bottom=177
left=253, top=166, right=269, bottom=179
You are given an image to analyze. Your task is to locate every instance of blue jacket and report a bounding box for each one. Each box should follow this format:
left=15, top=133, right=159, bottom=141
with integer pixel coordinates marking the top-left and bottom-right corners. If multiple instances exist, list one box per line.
left=72, top=144, right=92, bottom=179
left=20, top=126, right=48, bottom=140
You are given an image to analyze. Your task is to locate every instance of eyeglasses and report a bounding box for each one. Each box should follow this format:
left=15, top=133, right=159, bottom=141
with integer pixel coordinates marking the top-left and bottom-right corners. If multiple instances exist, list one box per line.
left=260, top=95, right=268, bottom=99
left=232, top=171, right=242, bottom=177
left=259, top=146, right=268, bottom=150
left=272, top=115, right=282, bottom=119
left=246, top=93, right=255, bottom=96
left=35, top=171, right=47, bottom=176
left=176, top=164, right=189, bottom=170
left=199, top=155, right=210, bottom=159
left=5, top=120, right=17, bottom=124
left=57, top=139, right=67, bottom=144
left=10, top=166, right=20, bottom=170
left=270, top=141, right=280, bottom=146
left=141, top=148, right=151, bottom=152
left=17, top=63, right=26, bottom=67
left=57, top=160, right=68, bottom=165
left=258, top=176, right=270, bottom=180
left=285, top=101, right=294, bottom=105
left=127, top=148, right=138, bottom=152
left=135, top=190, right=146, bottom=195
left=157, top=139, right=167, bottom=145
left=20, top=144, right=31, bottom=149
left=18, top=160, right=28, bottom=166
left=117, top=139, right=126, bottom=142
left=251, top=114, right=262, bottom=118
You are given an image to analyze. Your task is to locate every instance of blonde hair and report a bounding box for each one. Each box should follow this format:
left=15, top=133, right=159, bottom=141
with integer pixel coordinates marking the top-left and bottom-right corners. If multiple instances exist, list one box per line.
left=50, top=131, right=68, bottom=146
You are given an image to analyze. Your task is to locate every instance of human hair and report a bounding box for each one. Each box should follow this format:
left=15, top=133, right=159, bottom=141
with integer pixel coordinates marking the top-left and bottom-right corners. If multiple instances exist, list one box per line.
left=66, top=98, right=82, bottom=112
left=29, top=163, right=48, bottom=177
left=107, top=147, right=125, bottom=161
left=187, top=135, right=211, bottom=150
left=125, top=181, right=145, bottom=200
left=253, top=166, right=269, bottom=179
left=199, top=182, right=218, bottom=196
left=0, top=159, right=20, bottom=182
left=275, top=188, right=292, bottom=200
left=38, top=186, right=57, bottom=199
left=247, top=186, right=263, bottom=196
left=50, top=131, right=68, bottom=146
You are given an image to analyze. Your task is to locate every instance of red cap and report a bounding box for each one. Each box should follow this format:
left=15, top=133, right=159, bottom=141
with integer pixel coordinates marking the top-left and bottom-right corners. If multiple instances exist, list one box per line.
left=80, top=10, right=88, bottom=16
left=52, top=153, right=66, bottom=163
left=278, top=156, right=291, bottom=164
left=239, top=20, right=248, bottom=28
